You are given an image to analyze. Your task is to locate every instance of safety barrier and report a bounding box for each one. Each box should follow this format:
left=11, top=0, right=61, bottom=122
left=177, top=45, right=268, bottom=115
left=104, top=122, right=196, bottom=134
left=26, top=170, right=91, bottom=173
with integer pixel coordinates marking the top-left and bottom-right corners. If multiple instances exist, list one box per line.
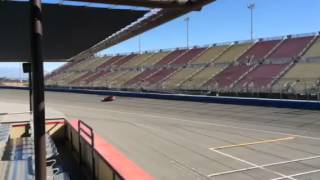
left=1, top=86, right=320, bottom=110
left=67, top=119, right=153, bottom=180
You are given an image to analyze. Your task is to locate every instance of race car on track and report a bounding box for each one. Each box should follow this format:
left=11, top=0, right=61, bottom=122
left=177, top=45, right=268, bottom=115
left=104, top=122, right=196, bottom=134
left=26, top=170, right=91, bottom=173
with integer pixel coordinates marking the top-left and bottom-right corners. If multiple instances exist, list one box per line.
left=101, top=96, right=116, bottom=102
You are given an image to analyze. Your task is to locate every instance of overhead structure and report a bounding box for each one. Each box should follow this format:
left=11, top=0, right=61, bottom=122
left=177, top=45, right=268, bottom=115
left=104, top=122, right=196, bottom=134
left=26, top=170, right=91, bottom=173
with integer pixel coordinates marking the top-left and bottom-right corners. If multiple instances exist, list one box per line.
left=67, top=0, right=204, bottom=8
left=0, top=1, right=147, bottom=62
left=70, top=0, right=215, bottom=61
left=0, top=0, right=214, bottom=180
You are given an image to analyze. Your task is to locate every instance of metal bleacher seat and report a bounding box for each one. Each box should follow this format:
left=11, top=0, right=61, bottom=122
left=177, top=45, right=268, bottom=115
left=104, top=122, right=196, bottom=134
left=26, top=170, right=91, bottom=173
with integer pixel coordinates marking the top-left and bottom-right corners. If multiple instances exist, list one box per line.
left=0, top=123, right=69, bottom=180
left=276, top=63, right=320, bottom=93
left=180, top=65, right=225, bottom=90
left=27, top=123, right=70, bottom=180
left=190, top=45, right=229, bottom=65
left=162, top=67, right=201, bottom=89
left=25, top=134, right=69, bottom=180
left=0, top=124, right=11, bottom=155
left=213, top=43, right=252, bottom=64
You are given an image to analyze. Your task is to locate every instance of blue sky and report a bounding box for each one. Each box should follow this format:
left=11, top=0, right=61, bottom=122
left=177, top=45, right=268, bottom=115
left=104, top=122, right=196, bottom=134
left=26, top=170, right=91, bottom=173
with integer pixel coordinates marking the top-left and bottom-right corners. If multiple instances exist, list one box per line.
left=1, top=0, right=320, bottom=77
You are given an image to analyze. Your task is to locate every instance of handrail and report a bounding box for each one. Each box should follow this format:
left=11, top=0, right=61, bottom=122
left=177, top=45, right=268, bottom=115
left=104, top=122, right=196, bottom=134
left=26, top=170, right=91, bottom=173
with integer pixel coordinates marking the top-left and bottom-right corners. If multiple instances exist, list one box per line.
left=78, top=120, right=96, bottom=180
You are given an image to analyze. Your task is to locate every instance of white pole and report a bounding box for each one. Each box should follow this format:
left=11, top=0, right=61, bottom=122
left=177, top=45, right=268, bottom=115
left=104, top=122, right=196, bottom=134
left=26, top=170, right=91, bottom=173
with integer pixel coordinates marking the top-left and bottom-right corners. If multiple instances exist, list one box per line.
left=138, top=35, right=142, bottom=54
left=184, top=17, right=190, bottom=48
left=247, top=3, right=255, bottom=41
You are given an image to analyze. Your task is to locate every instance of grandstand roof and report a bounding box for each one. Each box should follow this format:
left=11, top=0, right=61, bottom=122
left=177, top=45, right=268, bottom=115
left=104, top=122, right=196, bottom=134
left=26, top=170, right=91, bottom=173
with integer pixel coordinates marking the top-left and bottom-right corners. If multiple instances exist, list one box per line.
left=0, top=0, right=214, bottom=62
left=0, top=1, right=147, bottom=62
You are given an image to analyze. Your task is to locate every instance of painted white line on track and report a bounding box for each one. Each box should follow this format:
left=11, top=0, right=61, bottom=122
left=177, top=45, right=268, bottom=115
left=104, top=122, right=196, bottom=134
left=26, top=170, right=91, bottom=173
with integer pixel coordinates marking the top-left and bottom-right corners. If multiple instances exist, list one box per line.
left=62, top=104, right=320, bottom=141
left=210, top=149, right=297, bottom=180
left=270, top=169, right=320, bottom=180
left=207, top=155, right=320, bottom=177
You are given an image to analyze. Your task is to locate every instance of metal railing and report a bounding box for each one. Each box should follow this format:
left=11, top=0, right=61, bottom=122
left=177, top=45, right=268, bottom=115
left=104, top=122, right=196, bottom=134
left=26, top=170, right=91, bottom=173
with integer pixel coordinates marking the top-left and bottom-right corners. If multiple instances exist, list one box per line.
left=78, top=120, right=95, bottom=180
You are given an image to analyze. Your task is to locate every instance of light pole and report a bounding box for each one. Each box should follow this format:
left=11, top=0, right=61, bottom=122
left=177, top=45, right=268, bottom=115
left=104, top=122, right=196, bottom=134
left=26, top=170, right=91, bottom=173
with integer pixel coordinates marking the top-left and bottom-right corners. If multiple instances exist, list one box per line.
left=247, top=3, right=255, bottom=41
left=138, top=35, right=142, bottom=54
left=184, top=17, right=190, bottom=48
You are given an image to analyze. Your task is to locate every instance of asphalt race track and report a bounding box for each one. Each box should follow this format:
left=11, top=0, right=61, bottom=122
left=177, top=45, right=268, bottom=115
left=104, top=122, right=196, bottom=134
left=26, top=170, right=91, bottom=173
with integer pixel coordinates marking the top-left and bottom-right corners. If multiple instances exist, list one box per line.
left=1, top=89, right=320, bottom=180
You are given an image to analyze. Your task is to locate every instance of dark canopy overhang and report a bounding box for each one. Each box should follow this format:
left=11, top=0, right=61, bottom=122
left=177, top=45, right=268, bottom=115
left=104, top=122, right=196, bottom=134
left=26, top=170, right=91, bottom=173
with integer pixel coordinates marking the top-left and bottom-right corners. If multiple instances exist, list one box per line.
left=0, top=0, right=214, bottom=62
left=0, top=1, right=147, bottom=62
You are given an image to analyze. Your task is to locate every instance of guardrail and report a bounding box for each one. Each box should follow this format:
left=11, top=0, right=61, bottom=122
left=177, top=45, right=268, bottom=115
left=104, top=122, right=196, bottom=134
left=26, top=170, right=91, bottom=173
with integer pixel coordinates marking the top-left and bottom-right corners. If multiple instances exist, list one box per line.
left=1, top=86, right=320, bottom=110
left=78, top=120, right=96, bottom=180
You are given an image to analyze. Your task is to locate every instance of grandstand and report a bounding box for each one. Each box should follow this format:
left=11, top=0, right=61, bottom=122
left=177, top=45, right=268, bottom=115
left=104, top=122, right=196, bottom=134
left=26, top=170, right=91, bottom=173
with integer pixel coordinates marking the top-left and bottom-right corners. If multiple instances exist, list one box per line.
left=276, top=63, right=320, bottom=94
left=46, top=32, right=320, bottom=97
left=302, top=37, right=320, bottom=62
left=212, top=42, right=253, bottom=64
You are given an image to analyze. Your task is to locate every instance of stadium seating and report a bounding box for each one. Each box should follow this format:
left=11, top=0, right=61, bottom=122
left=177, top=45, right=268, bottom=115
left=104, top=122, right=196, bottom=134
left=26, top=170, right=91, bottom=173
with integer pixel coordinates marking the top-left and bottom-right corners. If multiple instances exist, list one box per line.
left=302, top=37, right=320, bottom=62
left=45, top=33, right=320, bottom=95
left=154, top=49, right=187, bottom=66
left=275, top=63, right=320, bottom=93
left=120, top=54, right=153, bottom=68
left=92, top=70, right=127, bottom=87
left=122, top=50, right=187, bottom=87
left=112, top=54, right=136, bottom=67
left=110, top=70, right=143, bottom=88
left=138, top=52, right=170, bottom=67
left=142, top=68, right=178, bottom=88
left=85, top=56, right=111, bottom=70
left=213, top=42, right=252, bottom=64
left=190, top=45, right=229, bottom=64
left=180, top=65, right=226, bottom=89
left=170, top=48, right=207, bottom=65
left=237, top=39, right=281, bottom=64
left=55, top=58, right=82, bottom=73
left=236, top=64, right=290, bottom=91
left=124, top=68, right=158, bottom=87
left=161, top=67, right=202, bottom=89
left=204, top=64, right=253, bottom=90
left=96, top=55, right=124, bottom=70
left=267, top=36, right=314, bottom=61
left=79, top=71, right=110, bottom=86
left=69, top=71, right=92, bottom=86
left=57, top=72, right=78, bottom=86
left=66, top=57, right=96, bottom=71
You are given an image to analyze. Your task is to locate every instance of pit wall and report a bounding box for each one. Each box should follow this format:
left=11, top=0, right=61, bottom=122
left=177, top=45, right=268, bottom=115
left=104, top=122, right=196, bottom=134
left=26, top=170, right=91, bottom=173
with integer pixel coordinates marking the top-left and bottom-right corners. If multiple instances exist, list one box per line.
left=66, top=119, right=153, bottom=180
left=1, top=86, right=320, bottom=110
left=5, top=119, right=153, bottom=180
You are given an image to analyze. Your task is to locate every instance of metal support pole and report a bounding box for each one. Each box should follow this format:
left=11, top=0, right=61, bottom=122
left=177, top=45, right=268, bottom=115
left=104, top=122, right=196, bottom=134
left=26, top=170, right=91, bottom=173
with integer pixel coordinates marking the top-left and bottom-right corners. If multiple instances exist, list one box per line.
left=29, top=72, right=33, bottom=113
left=138, top=35, right=142, bottom=54
left=248, top=3, right=255, bottom=41
left=30, top=0, right=46, bottom=179
left=184, top=17, right=190, bottom=48
left=250, top=7, right=253, bottom=41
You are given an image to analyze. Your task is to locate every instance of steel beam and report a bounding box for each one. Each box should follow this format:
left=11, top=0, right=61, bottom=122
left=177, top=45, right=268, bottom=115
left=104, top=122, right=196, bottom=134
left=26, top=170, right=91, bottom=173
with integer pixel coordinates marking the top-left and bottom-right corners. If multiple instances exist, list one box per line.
left=30, top=0, right=46, bottom=179
left=67, top=0, right=191, bottom=8
left=70, top=0, right=214, bottom=61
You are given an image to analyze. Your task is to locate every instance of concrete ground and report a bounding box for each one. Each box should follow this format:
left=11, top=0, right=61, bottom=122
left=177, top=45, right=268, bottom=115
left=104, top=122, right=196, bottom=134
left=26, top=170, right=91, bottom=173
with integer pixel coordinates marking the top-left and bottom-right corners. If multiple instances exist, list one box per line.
left=0, top=89, right=320, bottom=180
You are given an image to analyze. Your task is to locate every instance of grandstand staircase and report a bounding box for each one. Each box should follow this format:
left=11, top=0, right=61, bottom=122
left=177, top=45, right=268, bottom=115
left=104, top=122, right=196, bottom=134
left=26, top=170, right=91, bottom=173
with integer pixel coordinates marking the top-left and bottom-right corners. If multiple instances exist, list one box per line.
left=268, top=61, right=295, bottom=89
left=105, top=70, right=129, bottom=88
left=268, top=34, right=319, bottom=88
left=80, top=70, right=109, bottom=86
left=159, top=47, right=210, bottom=89
left=144, top=49, right=191, bottom=89
left=180, top=44, right=234, bottom=89
left=69, top=71, right=92, bottom=86
left=230, top=38, right=286, bottom=90
left=96, top=56, right=124, bottom=70
left=128, top=53, right=155, bottom=67
left=203, top=42, right=255, bottom=91
left=129, top=50, right=187, bottom=88
left=299, top=34, right=319, bottom=60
